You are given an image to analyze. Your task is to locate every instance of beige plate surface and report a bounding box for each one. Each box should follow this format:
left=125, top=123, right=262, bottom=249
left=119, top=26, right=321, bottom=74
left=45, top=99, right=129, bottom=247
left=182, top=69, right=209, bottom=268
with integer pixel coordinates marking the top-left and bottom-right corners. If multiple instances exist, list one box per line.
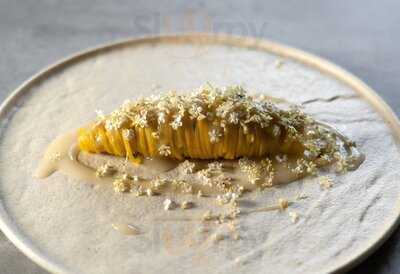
left=0, top=33, right=399, bottom=274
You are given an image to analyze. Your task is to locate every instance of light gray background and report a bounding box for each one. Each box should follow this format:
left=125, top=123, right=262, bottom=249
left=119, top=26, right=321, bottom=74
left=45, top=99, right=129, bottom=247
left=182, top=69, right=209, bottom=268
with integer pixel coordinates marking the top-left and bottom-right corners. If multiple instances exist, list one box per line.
left=0, top=0, right=399, bottom=273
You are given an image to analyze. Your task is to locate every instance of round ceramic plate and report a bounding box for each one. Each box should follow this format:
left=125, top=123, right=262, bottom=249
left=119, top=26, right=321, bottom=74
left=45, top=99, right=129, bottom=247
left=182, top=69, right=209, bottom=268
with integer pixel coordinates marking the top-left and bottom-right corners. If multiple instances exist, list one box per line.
left=0, top=33, right=400, bottom=274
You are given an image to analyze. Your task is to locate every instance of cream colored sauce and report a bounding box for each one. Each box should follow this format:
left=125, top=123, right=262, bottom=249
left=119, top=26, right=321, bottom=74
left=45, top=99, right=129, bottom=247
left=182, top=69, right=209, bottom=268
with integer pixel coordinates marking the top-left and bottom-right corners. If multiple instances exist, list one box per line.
left=36, top=131, right=364, bottom=195
left=77, top=150, right=303, bottom=194
left=35, top=131, right=177, bottom=186
left=35, top=131, right=76, bottom=178
left=35, top=131, right=111, bottom=184
left=111, top=223, right=141, bottom=235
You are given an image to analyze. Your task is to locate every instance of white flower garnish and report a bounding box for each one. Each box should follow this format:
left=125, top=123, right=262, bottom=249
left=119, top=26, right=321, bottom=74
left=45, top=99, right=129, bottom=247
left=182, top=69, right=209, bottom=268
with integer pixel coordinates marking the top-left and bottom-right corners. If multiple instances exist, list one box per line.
left=96, top=163, right=116, bottom=177
left=146, top=188, right=154, bottom=196
left=275, top=154, right=288, bottom=163
left=272, top=125, right=281, bottom=137
left=158, top=145, right=171, bottom=156
left=228, top=112, right=239, bottom=124
left=289, top=211, right=299, bottom=223
left=319, top=175, right=333, bottom=189
left=278, top=198, right=289, bottom=210
left=95, top=109, right=105, bottom=120
left=208, top=161, right=223, bottom=173
left=208, top=129, right=222, bottom=143
left=163, top=199, right=176, bottom=210
left=170, top=115, right=183, bottom=130
left=179, top=160, right=195, bottom=174
left=135, top=110, right=148, bottom=128
left=158, top=112, right=166, bottom=124
left=113, top=178, right=131, bottom=193
left=122, top=129, right=134, bottom=140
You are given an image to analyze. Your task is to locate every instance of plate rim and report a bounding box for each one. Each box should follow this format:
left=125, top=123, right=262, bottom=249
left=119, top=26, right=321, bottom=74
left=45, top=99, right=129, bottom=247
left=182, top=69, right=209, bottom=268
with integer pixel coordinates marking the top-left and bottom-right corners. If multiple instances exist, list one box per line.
left=0, top=32, right=399, bottom=274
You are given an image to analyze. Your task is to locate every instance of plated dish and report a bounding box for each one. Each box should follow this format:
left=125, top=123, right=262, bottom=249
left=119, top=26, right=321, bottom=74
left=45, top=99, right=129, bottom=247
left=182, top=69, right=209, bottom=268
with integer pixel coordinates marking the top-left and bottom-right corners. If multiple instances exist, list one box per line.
left=0, top=34, right=400, bottom=274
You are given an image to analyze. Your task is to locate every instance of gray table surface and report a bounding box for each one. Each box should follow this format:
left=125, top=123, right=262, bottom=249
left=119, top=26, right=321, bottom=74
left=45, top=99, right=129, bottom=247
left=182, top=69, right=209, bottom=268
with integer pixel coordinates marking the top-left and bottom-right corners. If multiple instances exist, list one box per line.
left=0, top=1, right=399, bottom=273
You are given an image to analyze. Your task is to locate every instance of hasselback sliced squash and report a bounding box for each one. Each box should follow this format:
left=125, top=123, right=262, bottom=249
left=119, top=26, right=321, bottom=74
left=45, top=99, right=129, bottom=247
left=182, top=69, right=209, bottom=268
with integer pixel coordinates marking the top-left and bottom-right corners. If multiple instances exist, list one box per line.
left=78, top=85, right=326, bottom=163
